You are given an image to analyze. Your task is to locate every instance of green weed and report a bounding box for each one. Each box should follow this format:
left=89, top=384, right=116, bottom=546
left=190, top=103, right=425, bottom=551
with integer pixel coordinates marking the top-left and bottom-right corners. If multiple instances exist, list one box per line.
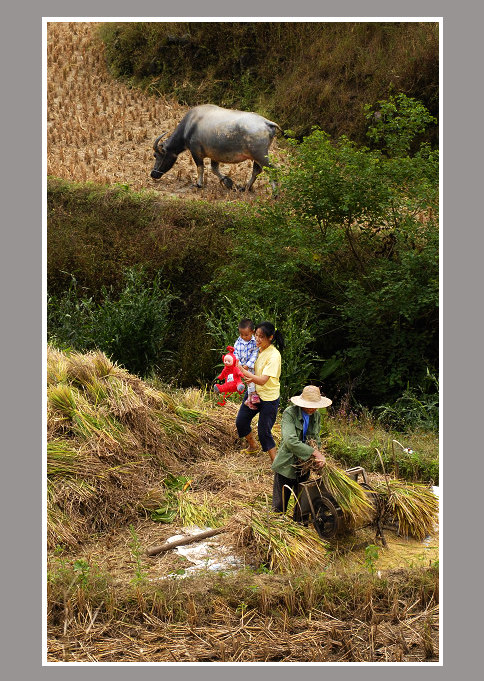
left=128, top=525, right=149, bottom=585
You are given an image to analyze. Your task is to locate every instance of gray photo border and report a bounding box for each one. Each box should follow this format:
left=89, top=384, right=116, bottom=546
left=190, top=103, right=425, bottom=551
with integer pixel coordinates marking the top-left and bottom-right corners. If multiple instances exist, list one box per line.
left=3, top=0, right=478, bottom=678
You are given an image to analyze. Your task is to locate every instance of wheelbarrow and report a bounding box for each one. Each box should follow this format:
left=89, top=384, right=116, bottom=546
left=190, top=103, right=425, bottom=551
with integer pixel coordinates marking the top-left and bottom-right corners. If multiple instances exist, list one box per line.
left=294, top=466, right=386, bottom=544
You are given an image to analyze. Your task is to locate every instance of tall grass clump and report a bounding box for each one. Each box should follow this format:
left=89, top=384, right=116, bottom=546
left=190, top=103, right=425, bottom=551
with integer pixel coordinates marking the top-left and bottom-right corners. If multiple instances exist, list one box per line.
left=98, top=22, right=438, bottom=142
left=375, top=371, right=439, bottom=432
left=48, top=267, right=178, bottom=377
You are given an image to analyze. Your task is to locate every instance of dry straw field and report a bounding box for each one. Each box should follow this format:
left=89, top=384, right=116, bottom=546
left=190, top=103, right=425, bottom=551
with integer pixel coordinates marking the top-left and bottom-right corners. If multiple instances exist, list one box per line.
left=46, top=348, right=439, bottom=663
left=47, top=22, right=284, bottom=198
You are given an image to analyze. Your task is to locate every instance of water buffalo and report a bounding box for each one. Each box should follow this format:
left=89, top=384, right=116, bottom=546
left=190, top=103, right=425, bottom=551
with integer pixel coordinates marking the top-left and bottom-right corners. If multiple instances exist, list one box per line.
left=150, top=104, right=281, bottom=191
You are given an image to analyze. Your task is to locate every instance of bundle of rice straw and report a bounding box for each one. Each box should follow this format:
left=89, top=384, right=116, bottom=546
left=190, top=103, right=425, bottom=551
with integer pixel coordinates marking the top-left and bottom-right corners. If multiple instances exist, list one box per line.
left=313, top=458, right=375, bottom=527
left=231, top=505, right=329, bottom=573
left=375, top=479, right=438, bottom=541
left=141, top=476, right=225, bottom=528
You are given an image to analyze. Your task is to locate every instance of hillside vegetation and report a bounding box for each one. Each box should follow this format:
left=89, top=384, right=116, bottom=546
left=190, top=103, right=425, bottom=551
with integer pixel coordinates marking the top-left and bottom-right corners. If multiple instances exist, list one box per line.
left=99, top=21, right=439, bottom=143
left=48, top=109, right=439, bottom=416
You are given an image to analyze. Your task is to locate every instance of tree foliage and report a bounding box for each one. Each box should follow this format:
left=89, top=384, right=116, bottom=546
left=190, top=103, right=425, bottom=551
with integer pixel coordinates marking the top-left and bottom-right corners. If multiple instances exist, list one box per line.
left=207, top=95, right=439, bottom=413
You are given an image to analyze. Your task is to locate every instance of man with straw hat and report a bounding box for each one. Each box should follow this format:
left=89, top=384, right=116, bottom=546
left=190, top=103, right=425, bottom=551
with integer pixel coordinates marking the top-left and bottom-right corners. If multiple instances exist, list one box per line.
left=272, top=385, right=332, bottom=516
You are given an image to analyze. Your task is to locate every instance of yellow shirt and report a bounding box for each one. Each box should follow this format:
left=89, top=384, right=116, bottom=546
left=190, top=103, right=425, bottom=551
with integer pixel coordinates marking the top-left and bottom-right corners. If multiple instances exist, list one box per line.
left=254, top=344, right=281, bottom=401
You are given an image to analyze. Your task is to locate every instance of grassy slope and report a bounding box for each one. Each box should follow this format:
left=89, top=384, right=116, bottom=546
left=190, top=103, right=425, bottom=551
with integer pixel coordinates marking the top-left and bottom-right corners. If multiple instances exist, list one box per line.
left=99, top=21, right=439, bottom=142
left=47, top=178, right=238, bottom=296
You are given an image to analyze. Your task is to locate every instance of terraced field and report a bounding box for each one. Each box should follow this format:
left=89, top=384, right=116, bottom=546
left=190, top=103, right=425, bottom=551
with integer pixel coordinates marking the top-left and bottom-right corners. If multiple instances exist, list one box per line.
left=47, top=22, right=284, bottom=199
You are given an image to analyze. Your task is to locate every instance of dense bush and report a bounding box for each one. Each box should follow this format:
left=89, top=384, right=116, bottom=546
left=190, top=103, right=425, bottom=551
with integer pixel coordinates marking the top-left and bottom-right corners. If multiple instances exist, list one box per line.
left=48, top=268, right=178, bottom=376
left=205, top=96, right=439, bottom=412
left=98, top=22, right=439, bottom=142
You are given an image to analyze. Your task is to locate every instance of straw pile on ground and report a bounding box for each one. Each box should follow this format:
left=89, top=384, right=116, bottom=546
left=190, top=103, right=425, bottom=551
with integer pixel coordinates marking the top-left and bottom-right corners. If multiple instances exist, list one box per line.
left=47, top=347, right=236, bottom=549
left=46, top=348, right=439, bottom=662
left=230, top=505, right=329, bottom=573
left=375, top=479, right=439, bottom=541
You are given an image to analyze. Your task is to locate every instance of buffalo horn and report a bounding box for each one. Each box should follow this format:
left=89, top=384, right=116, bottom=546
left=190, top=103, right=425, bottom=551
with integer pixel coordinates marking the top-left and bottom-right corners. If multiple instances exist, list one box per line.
left=153, top=133, right=168, bottom=152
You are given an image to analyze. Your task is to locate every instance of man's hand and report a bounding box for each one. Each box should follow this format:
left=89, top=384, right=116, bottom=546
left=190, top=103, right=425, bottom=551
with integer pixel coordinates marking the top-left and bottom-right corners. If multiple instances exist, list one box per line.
left=312, top=449, right=326, bottom=468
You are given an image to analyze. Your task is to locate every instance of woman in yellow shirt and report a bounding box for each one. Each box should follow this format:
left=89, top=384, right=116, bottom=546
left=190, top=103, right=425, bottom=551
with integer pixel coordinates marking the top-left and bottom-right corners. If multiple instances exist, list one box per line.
left=237, top=321, right=285, bottom=462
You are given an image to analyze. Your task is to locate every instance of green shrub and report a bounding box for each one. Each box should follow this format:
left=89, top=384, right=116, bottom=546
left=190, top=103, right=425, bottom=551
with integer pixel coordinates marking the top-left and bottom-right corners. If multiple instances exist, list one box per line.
left=364, top=93, right=438, bottom=156
left=206, top=97, right=438, bottom=408
left=375, top=371, right=439, bottom=432
left=48, top=267, right=178, bottom=376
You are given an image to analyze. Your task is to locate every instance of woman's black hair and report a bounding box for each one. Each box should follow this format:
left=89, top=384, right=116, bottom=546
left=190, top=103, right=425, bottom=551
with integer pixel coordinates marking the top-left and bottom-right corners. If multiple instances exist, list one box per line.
left=255, top=321, right=285, bottom=353
left=238, top=318, right=254, bottom=331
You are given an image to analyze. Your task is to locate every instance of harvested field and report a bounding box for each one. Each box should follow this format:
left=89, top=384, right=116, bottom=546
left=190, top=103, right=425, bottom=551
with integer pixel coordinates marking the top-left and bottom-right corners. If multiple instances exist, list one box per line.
left=46, top=348, right=439, bottom=663
left=47, top=22, right=285, bottom=199
left=47, top=594, right=439, bottom=663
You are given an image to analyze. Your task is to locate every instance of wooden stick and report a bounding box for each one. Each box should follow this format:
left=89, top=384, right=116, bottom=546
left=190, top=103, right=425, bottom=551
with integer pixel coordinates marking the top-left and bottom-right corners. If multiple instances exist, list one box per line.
left=146, top=527, right=226, bottom=557
left=375, top=447, right=392, bottom=496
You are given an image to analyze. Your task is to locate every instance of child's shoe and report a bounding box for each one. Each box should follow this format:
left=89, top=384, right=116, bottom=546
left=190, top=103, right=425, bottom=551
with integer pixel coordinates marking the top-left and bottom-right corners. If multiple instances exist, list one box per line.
left=244, top=397, right=257, bottom=409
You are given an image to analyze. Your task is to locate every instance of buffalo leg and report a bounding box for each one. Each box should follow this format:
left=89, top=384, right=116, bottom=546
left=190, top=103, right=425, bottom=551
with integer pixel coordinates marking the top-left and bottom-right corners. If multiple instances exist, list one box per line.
left=210, top=161, right=234, bottom=189
left=251, top=156, right=278, bottom=194
left=246, top=161, right=264, bottom=192
left=190, top=152, right=205, bottom=188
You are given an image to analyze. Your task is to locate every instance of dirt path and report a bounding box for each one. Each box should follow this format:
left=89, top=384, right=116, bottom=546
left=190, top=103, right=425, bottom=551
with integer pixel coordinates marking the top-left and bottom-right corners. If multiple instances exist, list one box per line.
left=47, top=22, right=285, bottom=200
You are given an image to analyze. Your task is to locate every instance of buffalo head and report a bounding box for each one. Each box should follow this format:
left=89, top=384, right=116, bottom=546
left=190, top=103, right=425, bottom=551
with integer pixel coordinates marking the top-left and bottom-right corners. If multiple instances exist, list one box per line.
left=151, top=133, right=177, bottom=179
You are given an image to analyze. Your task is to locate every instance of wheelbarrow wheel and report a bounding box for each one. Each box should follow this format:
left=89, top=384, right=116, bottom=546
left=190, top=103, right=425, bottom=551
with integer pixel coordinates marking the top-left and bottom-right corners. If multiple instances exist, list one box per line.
left=311, top=494, right=343, bottom=539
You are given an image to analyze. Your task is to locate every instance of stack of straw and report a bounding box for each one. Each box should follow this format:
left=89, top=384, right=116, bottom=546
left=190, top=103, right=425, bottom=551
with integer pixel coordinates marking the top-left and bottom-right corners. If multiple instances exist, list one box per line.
left=230, top=506, right=329, bottom=573
left=375, top=480, right=438, bottom=541
left=304, top=457, right=375, bottom=528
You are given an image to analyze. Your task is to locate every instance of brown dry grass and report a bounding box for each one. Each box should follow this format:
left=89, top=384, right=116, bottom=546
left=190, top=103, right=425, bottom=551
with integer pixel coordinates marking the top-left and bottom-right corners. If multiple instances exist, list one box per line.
left=46, top=348, right=439, bottom=662
left=47, top=524, right=439, bottom=663
left=47, top=22, right=285, bottom=199
left=47, top=600, right=439, bottom=662
left=46, top=347, right=240, bottom=549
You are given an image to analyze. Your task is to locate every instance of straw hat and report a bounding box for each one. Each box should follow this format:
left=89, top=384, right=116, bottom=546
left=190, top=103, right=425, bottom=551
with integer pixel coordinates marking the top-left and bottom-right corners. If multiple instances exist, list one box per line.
left=290, top=385, right=332, bottom=409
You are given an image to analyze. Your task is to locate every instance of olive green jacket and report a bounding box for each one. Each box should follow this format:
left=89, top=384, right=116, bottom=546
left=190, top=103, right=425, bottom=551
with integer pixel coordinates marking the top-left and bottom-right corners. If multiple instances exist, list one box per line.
left=271, top=404, right=322, bottom=479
